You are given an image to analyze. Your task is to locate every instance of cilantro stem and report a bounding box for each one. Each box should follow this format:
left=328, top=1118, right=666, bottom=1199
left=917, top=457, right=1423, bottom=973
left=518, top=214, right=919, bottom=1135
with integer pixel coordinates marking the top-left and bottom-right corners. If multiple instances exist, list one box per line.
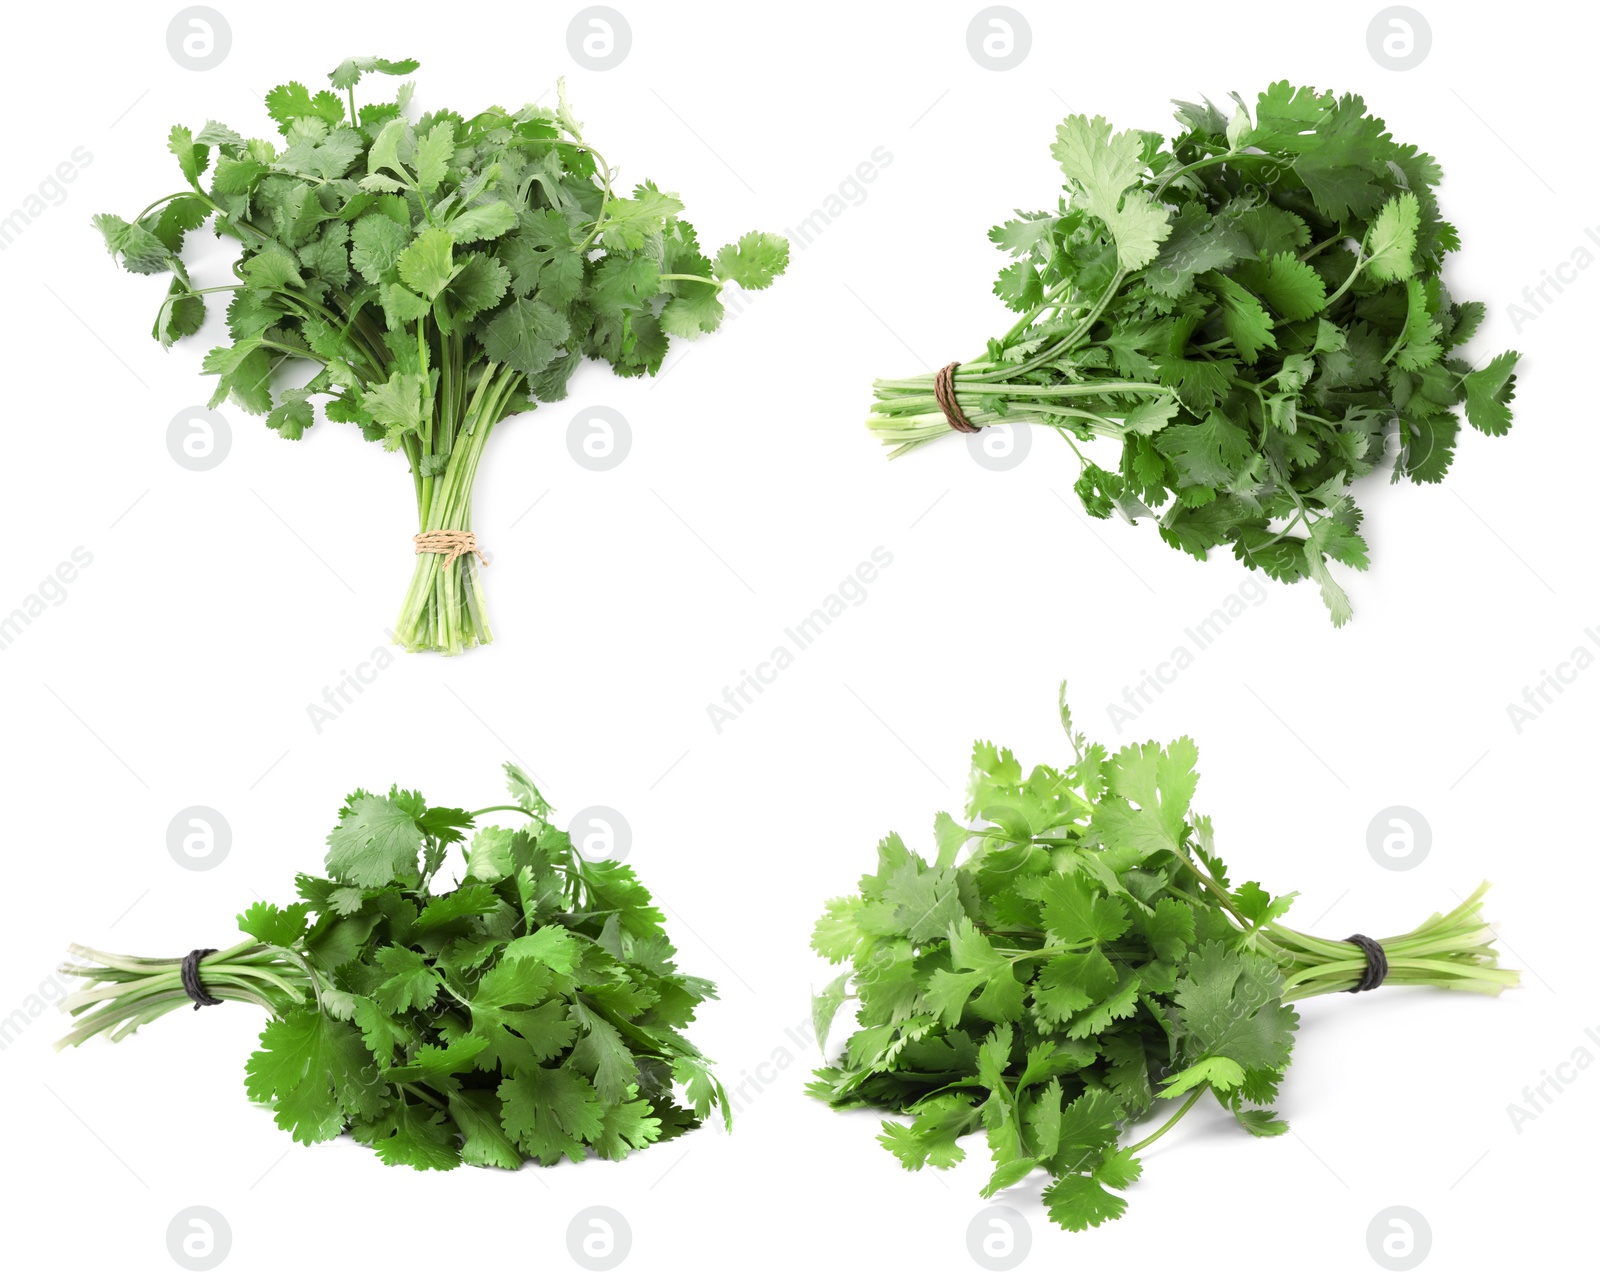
left=135, top=191, right=201, bottom=221
left=1263, top=454, right=1322, bottom=540
left=1001, top=277, right=1083, bottom=343
left=258, top=339, right=324, bottom=363
left=400, top=1082, right=447, bottom=1110
left=1381, top=323, right=1410, bottom=367
left=515, top=135, right=617, bottom=204
left=1124, top=1083, right=1208, bottom=1153
left=393, top=360, right=518, bottom=652
left=1054, top=427, right=1093, bottom=471
left=52, top=941, right=312, bottom=1050
left=1299, top=233, right=1348, bottom=262
left=1152, top=148, right=1241, bottom=197
left=65, top=938, right=256, bottom=970
left=191, top=191, right=274, bottom=242
left=263, top=944, right=324, bottom=1010
left=1322, top=242, right=1370, bottom=309
left=434, top=977, right=472, bottom=1008
left=1002, top=945, right=1072, bottom=964
left=995, top=268, right=1132, bottom=381
left=956, top=380, right=1165, bottom=397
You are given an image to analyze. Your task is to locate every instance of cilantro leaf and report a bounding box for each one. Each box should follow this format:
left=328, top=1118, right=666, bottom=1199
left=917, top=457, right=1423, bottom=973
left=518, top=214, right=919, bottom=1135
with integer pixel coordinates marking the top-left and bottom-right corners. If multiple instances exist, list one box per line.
left=236, top=901, right=311, bottom=947
left=1051, top=114, right=1171, bottom=269
left=480, top=297, right=570, bottom=375
left=1461, top=350, right=1520, bottom=436
left=245, top=1009, right=385, bottom=1144
left=328, top=57, right=420, bottom=92
left=712, top=231, right=790, bottom=290
left=498, top=1066, right=605, bottom=1164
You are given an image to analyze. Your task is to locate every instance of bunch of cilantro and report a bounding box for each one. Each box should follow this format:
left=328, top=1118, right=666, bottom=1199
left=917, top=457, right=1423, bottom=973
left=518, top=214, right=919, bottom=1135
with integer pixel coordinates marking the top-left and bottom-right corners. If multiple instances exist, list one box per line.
left=57, top=765, right=728, bottom=1171
left=867, top=84, right=1519, bottom=624
left=810, top=685, right=1515, bottom=1230
left=95, top=57, right=789, bottom=653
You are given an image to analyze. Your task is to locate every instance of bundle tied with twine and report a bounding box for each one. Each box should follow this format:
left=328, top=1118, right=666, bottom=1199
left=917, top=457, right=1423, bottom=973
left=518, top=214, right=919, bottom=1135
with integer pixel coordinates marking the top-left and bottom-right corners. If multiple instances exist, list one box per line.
left=413, top=530, right=489, bottom=569
left=934, top=361, right=980, bottom=433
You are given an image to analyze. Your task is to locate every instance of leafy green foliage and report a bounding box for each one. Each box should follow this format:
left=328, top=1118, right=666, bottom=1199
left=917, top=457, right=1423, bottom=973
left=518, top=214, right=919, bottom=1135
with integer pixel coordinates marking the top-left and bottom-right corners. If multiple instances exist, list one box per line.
left=868, top=85, right=1520, bottom=626
left=94, top=60, right=788, bottom=654
left=810, top=683, right=1518, bottom=1229
left=61, top=767, right=726, bottom=1171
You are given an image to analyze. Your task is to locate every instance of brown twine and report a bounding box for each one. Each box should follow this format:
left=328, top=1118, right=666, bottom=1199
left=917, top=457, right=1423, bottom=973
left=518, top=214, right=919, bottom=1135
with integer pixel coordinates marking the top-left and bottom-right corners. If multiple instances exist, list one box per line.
left=934, top=361, right=980, bottom=434
left=413, top=530, right=489, bottom=568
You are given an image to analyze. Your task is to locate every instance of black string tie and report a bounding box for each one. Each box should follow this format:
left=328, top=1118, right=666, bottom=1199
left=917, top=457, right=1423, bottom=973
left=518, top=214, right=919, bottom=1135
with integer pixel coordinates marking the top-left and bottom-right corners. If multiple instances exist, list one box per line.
left=1343, top=934, right=1388, bottom=993
left=181, top=948, right=222, bottom=1010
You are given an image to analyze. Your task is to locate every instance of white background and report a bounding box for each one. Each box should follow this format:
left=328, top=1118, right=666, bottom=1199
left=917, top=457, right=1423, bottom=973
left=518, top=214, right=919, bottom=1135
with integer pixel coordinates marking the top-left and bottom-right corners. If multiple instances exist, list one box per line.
left=0, top=1, right=1592, bottom=1274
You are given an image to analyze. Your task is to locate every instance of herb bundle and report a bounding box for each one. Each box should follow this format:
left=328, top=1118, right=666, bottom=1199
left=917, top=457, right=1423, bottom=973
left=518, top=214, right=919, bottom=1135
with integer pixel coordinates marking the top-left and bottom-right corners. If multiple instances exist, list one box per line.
left=95, top=57, right=789, bottom=653
left=58, top=765, right=728, bottom=1170
left=867, top=85, right=1519, bottom=624
left=810, top=686, right=1515, bottom=1229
